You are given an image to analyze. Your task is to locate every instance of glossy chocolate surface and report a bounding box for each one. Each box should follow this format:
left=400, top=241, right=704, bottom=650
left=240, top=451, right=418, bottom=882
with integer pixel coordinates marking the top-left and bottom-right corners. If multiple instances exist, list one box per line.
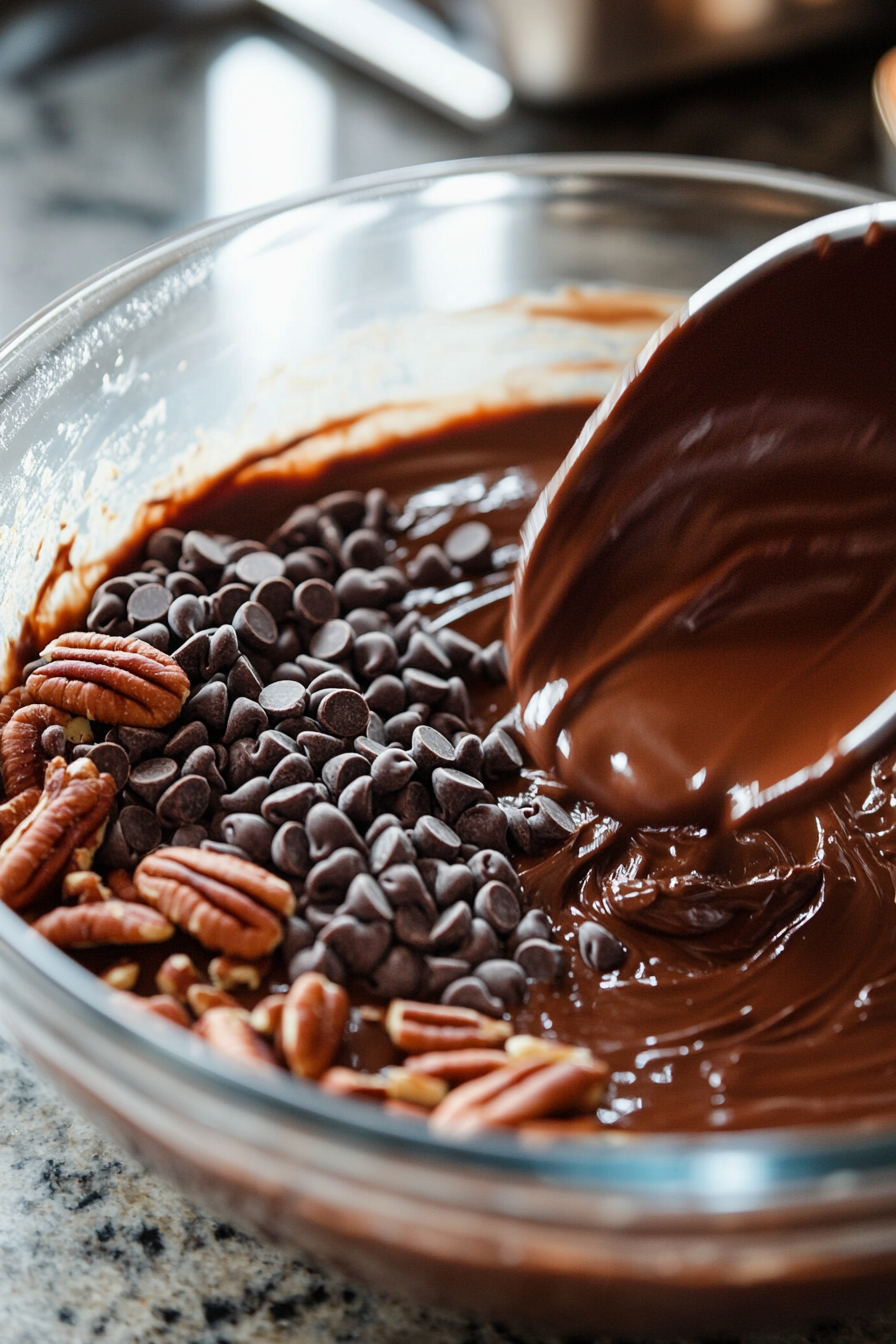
left=509, top=225, right=896, bottom=831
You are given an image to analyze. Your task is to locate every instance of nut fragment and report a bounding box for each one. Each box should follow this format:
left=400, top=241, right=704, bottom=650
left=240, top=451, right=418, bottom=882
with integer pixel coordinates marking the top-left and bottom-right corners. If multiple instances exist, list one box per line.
left=319, top=1066, right=391, bottom=1100
left=33, top=899, right=174, bottom=948
left=505, top=1034, right=597, bottom=1066
left=208, top=955, right=266, bottom=992
left=195, top=1006, right=277, bottom=1070
left=280, top=971, right=349, bottom=1079
left=133, top=847, right=294, bottom=958
left=115, top=991, right=191, bottom=1027
left=250, top=993, right=286, bottom=1037
left=0, top=757, right=116, bottom=911
left=381, top=1066, right=448, bottom=1108
left=186, top=983, right=240, bottom=1016
left=1, top=704, right=70, bottom=796
left=28, top=632, right=190, bottom=727
left=62, top=870, right=112, bottom=904
left=0, top=788, right=40, bottom=841
left=429, top=1056, right=609, bottom=1135
left=385, top=999, right=512, bottom=1054
left=156, top=952, right=203, bottom=1001
left=102, top=960, right=140, bottom=991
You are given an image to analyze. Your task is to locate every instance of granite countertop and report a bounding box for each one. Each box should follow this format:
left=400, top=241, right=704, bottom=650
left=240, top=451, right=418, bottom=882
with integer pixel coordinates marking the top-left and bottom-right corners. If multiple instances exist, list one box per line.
left=3, top=13, right=896, bottom=1343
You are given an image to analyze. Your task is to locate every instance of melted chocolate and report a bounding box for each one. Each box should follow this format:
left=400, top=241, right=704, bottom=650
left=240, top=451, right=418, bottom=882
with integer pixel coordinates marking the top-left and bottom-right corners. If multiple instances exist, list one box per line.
left=508, top=226, right=896, bottom=830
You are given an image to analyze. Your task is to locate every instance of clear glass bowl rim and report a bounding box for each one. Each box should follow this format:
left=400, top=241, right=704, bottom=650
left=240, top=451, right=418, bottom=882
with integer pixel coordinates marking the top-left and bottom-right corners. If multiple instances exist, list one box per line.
left=0, top=150, right=889, bottom=1199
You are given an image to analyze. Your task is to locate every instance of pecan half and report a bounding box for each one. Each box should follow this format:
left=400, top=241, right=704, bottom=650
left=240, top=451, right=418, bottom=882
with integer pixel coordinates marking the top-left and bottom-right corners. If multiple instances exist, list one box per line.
left=28, top=632, right=190, bottom=727
left=319, top=1066, right=391, bottom=1100
left=133, top=847, right=294, bottom=958
left=0, top=685, right=34, bottom=728
left=115, top=991, right=191, bottom=1028
left=1, top=704, right=70, bottom=797
left=195, top=1006, right=277, bottom=1070
left=280, top=971, right=349, bottom=1079
left=402, top=1048, right=510, bottom=1083
left=384, top=999, right=512, bottom=1054
left=0, top=788, right=40, bottom=841
left=429, top=1056, right=609, bottom=1136
left=318, top=1065, right=447, bottom=1108
left=0, top=758, right=116, bottom=911
left=33, top=899, right=174, bottom=948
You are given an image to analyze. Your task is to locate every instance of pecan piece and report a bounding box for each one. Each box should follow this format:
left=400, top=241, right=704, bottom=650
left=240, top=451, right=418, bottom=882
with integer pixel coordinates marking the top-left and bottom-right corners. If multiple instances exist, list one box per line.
left=0, top=757, right=116, bottom=911
left=402, top=1048, right=510, bottom=1084
left=62, top=870, right=111, bottom=904
left=115, top=991, right=191, bottom=1028
left=384, top=999, right=512, bottom=1054
left=186, top=983, right=239, bottom=1016
left=280, top=971, right=349, bottom=1079
left=208, top=955, right=267, bottom=992
left=319, top=1066, right=390, bottom=1100
left=250, top=993, right=286, bottom=1037
left=429, top=1056, right=609, bottom=1136
left=155, top=952, right=203, bottom=1001
left=0, top=788, right=40, bottom=841
left=33, top=899, right=174, bottom=948
left=28, top=632, right=190, bottom=727
left=0, top=685, right=34, bottom=728
left=102, top=960, right=140, bottom=991
left=1, top=704, right=70, bottom=797
left=195, top=1006, right=277, bottom=1070
left=318, top=1065, right=447, bottom=1108
left=133, top=847, right=294, bottom=958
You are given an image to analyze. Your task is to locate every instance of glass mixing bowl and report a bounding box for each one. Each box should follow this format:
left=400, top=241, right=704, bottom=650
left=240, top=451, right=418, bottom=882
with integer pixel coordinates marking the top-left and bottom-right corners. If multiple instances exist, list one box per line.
left=0, top=155, right=889, bottom=1336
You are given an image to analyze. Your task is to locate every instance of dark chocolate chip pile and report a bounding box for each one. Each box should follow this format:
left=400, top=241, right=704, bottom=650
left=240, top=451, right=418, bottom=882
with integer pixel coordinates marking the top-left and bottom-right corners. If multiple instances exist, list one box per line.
left=39, top=487, right=574, bottom=1015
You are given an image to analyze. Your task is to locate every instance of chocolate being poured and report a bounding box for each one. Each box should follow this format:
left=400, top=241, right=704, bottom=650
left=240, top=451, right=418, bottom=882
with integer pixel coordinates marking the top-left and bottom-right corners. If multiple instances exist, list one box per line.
left=508, top=220, right=896, bottom=830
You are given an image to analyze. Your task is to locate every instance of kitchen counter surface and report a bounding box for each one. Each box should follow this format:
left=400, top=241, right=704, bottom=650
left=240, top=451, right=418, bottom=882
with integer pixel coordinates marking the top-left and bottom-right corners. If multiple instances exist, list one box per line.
left=4, top=13, right=896, bottom=1343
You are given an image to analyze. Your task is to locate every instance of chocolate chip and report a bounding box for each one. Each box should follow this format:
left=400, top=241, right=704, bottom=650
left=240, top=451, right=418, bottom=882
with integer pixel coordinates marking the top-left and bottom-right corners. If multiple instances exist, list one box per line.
left=289, top=943, right=345, bottom=986
left=482, top=729, right=523, bottom=778
left=473, top=880, right=520, bottom=934
left=370, top=747, right=416, bottom=794
left=475, top=958, right=526, bottom=1004
left=172, top=824, right=208, bottom=848
left=441, top=975, right=503, bottom=1016
left=393, top=781, right=431, bottom=824
left=365, top=711, right=386, bottom=745
left=364, top=675, right=407, bottom=720
left=424, top=957, right=471, bottom=996
left=308, top=668, right=359, bottom=696
left=435, top=628, right=480, bottom=666
left=127, top=583, right=171, bottom=625
left=456, top=917, right=501, bottom=966
left=222, top=777, right=271, bottom=814
left=251, top=577, right=294, bottom=621
left=319, top=915, right=391, bottom=975
left=227, top=655, right=263, bottom=703
left=318, top=689, right=369, bottom=738
left=406, top=544, right=453, bottom=587
left=271, top=821, right=310, bottom=876
left=444, top=521, right=492, bottom=572
left=119, top=803, right=162, bottom=854
left=363, top=487, right=391, bottom=532
left=318, top=489, right=366, bottom=531
left=181, top=744, right=224, bottom=789
left=41, top=725, right=67, bottom=759
left=283, top=914, right=315, bottom=962
left=367, top=945, right=423, bottom=999
left=186, top=681, right=228, bottom=735
left=455, top=804, right=508, bottom=852
left=528, top=796, right=576, bottom=847
left=335, top=568, right=391, bottom=610
left=157, top=774, right=211, bottom=828
left=293, top=578, right=339, bottom=626
left=166, top=571, right=206, bottom=599
left=354, top=735, right=388, bottom=763
left=478, top=639, right=508, bottom=683
left=137, top=623, right=171, bottom=653
left=208, top=624, right=240, bottom=674
left=468, top=849, right=521, bottom=896
left=505, top=909, right=552, bottom=953
left=233, top=601, right=277, bottom=651
left=247, top=732, right=299, bottom=775
left=173, top=632, right=211, bottom=681
left=147, top=527, right=184, bottom=568
left=305, top=847, right=367, bottom=903
left=579, top=921, right=627, bottom=973
left=310, top=618, right=354, bottom=662
left=269, top=753, right=313, bottom=789
left=234, top=551, right=284, bottom=586
left=500, top=804, right=532, bottom=853
left=181, top=530, right=228, bottom=571
left=366, top=813, right=401, bottom=845
left=369, top=825, right=416, bottom=874
left=440, top=677, right=471, bottom=723
left=211, top=583, right=250, bottom=626
left=341, top=528, right=387, bottom=571
left=130, top=757, right=179, bottom=806
left=346, top=607, right=390, bottom=637
left=339, top=873, right=393, bottom=922
left=390, top=610, right=422, bottom=653
left=379, top=864, right=435, bottom=916
left=410, top=724, right=455, bottom=775
left=272, top=504, right=320, bottom=552
left=394, top=904, right=433, bottom=950
left=435, top=863, right=476, bottom=908
left=335, top=777, right=373, bottom=831
left=219, top=812, right=274, bottom=863
left=413, top=815, right=461, bottom=861
left=402, top=668, right=449, bottom=705
left=514, top=937, right=565, bottom=983
left=452, top=733, right=483, bottom=777
left=258, top=680, right=307, bottom=720
left=401, top=632, right=452, bottom=678
left=306, top=802, right=366, bottom=860
left=261, top=782, right=318, bottom=825
left=223, top=697, right=267, bottom=745
left=431, top=768, right=485, bottom=822
left=353, top=631, right=398, bottom=679
left=428, top=900, right=472, bottom=953
left=321, top=752, right=369, bottom=796
left=85, top=742, right=130, bottom=792
left=168, top=593, right=207, bottom=640
left=285, top=550, right=334, bottom=587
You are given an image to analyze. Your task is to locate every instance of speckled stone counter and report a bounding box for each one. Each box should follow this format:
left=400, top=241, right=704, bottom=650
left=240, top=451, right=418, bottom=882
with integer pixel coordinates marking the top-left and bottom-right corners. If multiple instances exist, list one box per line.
left=4, top=15, right=896, bottom=1343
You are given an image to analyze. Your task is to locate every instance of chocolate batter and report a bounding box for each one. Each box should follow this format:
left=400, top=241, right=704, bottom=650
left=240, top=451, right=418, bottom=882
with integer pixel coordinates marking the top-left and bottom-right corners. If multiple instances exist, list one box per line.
left=175, top=393, right=896, bottom=1133
left=508, top=225, right=896, bottom=832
